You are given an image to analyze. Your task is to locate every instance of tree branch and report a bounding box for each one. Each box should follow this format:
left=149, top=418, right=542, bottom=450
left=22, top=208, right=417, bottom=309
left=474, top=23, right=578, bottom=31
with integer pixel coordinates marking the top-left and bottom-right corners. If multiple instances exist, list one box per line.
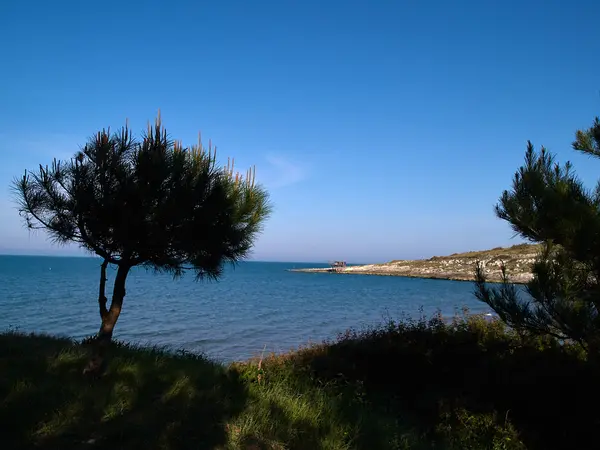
left=21, top=192, right=84, bottom=243
left=76, top=217, right=119, bottom=264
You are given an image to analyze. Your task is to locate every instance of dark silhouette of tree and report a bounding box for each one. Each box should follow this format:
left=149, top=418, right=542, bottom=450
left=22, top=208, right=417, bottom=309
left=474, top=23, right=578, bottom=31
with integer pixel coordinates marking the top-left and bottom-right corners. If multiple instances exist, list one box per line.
left=13, top=114, right=271, bottom=372
left=475, top=115, right=600, bottom=353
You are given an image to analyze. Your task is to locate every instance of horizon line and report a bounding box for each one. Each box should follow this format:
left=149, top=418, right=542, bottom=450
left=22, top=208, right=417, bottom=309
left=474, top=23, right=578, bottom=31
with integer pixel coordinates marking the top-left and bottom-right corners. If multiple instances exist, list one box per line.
left=0, top=253, right=372, bottom=265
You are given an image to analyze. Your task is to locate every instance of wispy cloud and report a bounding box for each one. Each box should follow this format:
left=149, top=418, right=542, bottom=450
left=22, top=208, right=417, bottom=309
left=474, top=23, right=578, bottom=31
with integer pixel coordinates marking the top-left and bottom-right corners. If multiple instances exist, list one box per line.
left=260, top=154, right=308, bottom=189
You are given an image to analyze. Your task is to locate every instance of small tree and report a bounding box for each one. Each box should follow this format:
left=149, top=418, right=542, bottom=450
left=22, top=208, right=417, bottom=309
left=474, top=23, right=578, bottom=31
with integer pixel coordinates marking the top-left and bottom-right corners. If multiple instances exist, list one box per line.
left=13, top=115, right=271, bottom=372
left=475, top=116, right=600, bottom=353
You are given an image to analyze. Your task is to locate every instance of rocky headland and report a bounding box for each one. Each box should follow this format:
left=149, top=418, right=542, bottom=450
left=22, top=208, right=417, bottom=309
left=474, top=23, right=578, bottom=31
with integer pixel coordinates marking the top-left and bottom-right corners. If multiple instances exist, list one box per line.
left=290, top=243, right=540, bottom=284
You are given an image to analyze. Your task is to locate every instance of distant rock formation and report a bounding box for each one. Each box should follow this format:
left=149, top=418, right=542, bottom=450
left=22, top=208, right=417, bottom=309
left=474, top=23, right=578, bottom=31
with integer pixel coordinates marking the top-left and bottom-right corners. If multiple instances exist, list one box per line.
left=290, top=243, right=540, bottom=284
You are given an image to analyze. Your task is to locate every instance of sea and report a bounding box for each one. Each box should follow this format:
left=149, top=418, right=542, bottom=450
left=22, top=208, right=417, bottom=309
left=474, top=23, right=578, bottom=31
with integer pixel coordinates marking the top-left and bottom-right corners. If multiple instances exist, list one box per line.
left=0, top=255, right=493, bottom=362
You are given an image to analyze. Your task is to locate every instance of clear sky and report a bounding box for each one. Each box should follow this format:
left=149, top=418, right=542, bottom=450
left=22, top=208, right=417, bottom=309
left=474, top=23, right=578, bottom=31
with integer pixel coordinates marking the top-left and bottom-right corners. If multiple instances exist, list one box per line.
left=1, top=0, right=599, bottom=263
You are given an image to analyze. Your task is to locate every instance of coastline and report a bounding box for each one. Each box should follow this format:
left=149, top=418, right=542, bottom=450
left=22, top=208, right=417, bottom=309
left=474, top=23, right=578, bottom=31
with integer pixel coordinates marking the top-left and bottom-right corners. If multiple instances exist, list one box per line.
left=288, top=244, right=540, bottom=285
left=287, top=267, right=530, bottom=284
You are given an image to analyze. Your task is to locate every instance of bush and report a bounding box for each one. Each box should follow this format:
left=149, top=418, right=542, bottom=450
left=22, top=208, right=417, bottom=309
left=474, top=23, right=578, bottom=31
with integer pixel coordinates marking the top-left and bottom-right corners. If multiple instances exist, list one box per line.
left=258, top=310, right=596, bottom=450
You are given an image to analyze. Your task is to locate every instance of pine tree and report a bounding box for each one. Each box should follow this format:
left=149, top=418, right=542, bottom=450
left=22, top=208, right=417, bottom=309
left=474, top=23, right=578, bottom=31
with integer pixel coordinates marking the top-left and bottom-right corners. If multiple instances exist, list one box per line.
left=13, top=114, right=271, bottom=372
left=475, top=116, right=600, bottom=352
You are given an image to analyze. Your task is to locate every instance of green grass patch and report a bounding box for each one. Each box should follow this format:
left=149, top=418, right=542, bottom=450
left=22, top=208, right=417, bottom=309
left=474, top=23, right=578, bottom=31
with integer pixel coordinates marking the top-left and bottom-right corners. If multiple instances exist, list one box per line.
left=1, top=312, right=596, bottom=449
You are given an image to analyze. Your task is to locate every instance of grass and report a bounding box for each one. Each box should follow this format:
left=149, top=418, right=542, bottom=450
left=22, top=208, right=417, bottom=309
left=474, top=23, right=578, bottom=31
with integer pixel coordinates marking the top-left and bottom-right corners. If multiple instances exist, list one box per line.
left=1, top=311, right=597, bottom=449
left=388, top=244, right=541, bottom=264
left=445, top=243, right=541, bottom=258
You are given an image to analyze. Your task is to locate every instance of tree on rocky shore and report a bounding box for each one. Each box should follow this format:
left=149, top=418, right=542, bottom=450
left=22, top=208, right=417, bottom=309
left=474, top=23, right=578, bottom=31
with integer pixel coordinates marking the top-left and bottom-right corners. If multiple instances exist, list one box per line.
left=475, top=115, right=600, bottom=353
left=13, top=114, right=271, bottom=373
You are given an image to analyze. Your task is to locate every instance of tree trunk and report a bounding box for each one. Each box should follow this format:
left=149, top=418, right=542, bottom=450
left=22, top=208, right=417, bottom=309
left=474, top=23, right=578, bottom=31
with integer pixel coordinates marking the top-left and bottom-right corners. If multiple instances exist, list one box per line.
left=84, top=262, right=131, bottom=376
left=98, top=259, right=109, bottom=320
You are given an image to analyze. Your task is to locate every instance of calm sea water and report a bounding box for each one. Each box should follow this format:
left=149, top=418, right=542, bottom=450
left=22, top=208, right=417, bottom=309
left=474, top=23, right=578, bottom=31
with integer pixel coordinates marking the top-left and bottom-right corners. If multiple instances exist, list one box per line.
left=0, top=255, right=492, bottom=362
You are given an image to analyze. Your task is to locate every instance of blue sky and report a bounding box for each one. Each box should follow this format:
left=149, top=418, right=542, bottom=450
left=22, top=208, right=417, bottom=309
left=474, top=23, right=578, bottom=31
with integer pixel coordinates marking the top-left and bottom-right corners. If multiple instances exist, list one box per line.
left=1, top=0, right=599, bottom=263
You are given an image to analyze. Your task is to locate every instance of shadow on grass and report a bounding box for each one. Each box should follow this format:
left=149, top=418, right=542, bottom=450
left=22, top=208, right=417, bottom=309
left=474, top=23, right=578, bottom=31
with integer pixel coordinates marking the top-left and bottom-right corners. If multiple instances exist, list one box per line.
left=260, top=311, right=600, bottom=450
left=237, top=400, right=329, bottom=450
left=0, top=332, right=248, bottom=450
left=224, top=362, right=351, bottom=450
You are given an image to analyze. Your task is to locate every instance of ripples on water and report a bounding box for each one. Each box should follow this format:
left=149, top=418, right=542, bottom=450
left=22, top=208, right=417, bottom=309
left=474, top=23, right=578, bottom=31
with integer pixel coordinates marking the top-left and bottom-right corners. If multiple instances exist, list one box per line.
left=0, top=255, right=492, bottom=362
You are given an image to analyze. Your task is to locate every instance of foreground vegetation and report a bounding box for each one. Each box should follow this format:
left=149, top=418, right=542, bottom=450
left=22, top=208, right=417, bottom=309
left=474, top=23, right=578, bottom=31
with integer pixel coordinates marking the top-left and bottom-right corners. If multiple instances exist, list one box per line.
left=2, top=311, right=597, bottom=450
